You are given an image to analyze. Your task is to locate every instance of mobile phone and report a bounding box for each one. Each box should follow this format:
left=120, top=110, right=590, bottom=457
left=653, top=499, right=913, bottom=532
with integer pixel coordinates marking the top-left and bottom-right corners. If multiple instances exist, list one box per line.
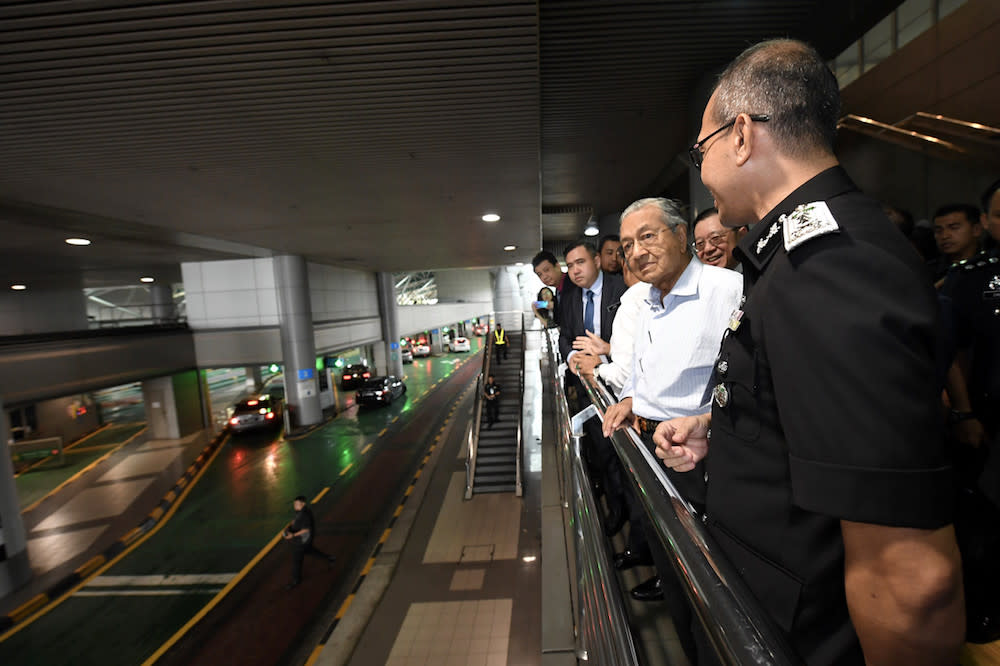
left=534, top=300, right=549, bottom=308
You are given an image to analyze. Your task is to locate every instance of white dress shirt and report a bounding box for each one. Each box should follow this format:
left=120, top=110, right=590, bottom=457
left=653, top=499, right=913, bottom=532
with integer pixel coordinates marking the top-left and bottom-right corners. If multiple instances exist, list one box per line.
left=595, top=281, right=648, bottom=397
left=621, top=258, right=743, bottom=420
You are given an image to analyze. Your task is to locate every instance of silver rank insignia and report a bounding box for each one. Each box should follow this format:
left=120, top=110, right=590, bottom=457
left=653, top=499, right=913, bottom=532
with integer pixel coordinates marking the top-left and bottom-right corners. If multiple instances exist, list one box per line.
left=756, top=221, right=781, bottom=254
left=781, top=201, right=840, bottom=252
left=712, top=383, right=729, bottom=408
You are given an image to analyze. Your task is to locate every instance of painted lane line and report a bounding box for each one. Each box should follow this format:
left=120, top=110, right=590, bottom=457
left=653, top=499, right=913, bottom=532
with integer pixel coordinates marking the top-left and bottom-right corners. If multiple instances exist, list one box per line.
left=361, top=443, right=373, bottom=456
left=378, top=428, right=388, bottom=437
left=75, top=589, right=224, bottom=597
left=89, top=574, right=237, bottom=587
left=339, top=463, right=353, bottom=476
left=312, top=487, right=330, bottom=504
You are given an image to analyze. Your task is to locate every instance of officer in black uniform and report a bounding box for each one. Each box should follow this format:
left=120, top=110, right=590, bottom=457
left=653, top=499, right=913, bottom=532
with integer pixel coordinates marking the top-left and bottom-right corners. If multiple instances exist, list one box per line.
left=654, top=39, right=964, bottom=665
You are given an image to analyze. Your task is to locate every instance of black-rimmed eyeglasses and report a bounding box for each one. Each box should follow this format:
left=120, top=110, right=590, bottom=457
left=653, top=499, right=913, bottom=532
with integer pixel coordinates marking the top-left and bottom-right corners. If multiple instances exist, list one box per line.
left=688, top=114, right=769, bottom=170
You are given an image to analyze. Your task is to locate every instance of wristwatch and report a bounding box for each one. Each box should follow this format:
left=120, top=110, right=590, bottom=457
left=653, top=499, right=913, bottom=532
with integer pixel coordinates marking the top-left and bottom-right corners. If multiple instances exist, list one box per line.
left=948, top=409, right=976, bottom=425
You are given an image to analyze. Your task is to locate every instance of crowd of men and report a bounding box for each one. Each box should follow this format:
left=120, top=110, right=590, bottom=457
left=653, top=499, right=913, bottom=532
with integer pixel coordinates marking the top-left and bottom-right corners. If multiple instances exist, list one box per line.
left=530, top=37, right=998, bottom=666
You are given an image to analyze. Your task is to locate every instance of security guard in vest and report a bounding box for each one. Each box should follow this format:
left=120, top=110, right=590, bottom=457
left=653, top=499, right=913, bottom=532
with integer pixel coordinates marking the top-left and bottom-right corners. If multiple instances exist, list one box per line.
left=493, top=323, right=508, bottom=365
left=653, top=39, right=964, bottom=665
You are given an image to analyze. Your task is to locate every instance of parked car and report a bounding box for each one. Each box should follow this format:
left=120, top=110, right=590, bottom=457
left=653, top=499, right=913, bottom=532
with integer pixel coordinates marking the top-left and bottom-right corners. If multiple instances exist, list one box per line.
left=355, top=376, right=407, bottom=407
left=411, top=342, right=431, bottom=357
left=401, top=347, right=413, bottom=363
left=449, top=336, right=471, bottom=352
left=341, top=364, right=371, bottom=389
left=229, top=394, right=283, bottom=433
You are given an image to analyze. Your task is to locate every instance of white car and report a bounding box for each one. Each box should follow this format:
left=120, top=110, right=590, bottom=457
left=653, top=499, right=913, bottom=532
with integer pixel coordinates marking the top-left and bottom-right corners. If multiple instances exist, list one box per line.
left=400, top=347, right=413, bottom=363
left=412, top=342, right=431, bottom=357
left=449, top=336, right=471, bottom=352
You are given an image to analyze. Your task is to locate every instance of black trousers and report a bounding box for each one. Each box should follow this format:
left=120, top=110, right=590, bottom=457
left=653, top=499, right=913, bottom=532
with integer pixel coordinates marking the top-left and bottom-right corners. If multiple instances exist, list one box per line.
left=494, top=342, right=508, bottom=364
left=291, top=541, right=330, bottom=583
left=485, top=399, right=499, bottom=425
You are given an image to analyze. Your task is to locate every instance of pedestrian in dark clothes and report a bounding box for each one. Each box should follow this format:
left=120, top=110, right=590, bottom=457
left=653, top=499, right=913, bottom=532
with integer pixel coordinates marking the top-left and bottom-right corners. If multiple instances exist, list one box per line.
left=283, top=495, right=335, bottom=589
left=483, top=374, right=501, bottom=428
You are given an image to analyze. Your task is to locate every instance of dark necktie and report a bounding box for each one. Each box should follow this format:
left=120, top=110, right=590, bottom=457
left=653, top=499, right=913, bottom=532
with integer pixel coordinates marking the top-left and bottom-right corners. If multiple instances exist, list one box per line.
left=584, top=289, right=594, bottom=334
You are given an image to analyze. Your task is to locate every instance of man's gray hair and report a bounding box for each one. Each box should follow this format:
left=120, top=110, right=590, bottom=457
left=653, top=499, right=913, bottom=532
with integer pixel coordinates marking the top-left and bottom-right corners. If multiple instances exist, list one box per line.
left=620, top=197, right=686, bottom=231
left=711, top=38, right=840, bottom=157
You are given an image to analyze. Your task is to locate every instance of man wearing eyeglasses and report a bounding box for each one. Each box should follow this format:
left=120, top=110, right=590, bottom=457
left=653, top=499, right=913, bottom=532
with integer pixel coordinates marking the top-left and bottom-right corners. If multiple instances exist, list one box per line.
left=656, top=39, right=963, bottom=665
left=692, top=207, right=744, bottom=271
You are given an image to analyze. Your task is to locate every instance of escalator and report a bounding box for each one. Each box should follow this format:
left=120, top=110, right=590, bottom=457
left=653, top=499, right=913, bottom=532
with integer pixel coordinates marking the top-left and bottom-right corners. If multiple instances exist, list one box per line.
left=465, top=316, right=525, bottom=497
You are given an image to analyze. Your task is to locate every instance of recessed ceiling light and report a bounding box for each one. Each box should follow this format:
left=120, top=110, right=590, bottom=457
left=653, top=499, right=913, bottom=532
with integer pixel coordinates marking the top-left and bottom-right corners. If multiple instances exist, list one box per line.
left=140, top=276, right=155, bottom=283
left=522, top=555, right=537, bottom=563
left=515, top=262, right=524, bottom=267
left=503, top=245, right=516, bottom=251
left=10, top=284, right=27, bottom=291
left=482, top=213, right=501, bottom=222
left=65, top=237, right=91, bottom=246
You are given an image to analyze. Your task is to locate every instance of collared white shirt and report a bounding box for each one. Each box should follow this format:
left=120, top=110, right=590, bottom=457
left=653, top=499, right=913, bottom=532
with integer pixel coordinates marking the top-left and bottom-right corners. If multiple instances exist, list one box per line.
left=621, top=258, right=743, bottom=420
left=595, top=281, right=648, bottom=397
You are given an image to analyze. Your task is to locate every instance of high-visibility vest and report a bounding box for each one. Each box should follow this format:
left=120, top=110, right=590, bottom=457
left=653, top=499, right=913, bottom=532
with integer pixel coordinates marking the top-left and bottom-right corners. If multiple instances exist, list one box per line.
left=494, top=329, right=507, bottom=345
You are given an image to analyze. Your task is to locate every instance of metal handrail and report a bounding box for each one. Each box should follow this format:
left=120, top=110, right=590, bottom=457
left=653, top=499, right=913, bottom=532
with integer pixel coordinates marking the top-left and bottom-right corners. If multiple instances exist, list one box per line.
left=543, top=328, right=637, bottom=664
left=464, top=322, right=493, bottom=499
left=573, top=370, right=802, bottom=665
left=515, top=310, right=525, bottom=496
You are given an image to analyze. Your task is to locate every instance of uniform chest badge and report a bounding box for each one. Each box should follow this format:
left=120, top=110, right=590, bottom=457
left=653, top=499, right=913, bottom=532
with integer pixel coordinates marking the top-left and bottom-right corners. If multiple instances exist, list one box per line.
left=712, top=383, right=730, bottom=408
left=728, top=309, right=744, bottom=331
left=782, top=201, right=840, bottom=252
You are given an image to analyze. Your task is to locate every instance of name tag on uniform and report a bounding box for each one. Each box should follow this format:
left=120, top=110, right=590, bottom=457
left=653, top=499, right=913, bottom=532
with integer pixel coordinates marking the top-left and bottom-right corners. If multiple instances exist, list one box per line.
left=728, top=309, right=744, bottom=332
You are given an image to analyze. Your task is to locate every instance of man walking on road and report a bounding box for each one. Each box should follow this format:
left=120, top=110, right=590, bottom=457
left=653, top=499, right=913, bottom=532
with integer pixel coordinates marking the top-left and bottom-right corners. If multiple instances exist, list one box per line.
left=284, top=495, right=335, bottom=589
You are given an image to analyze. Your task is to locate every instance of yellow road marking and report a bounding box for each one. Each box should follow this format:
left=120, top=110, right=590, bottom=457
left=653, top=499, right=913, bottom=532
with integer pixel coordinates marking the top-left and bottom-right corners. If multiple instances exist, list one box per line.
left=304, top=645, right=325, bottom=666
left=20, top=426, right=149, bottom=512
left=393, top=505, right=403, bottom=518
left=311, top=487, right=330, bottom=504
left=335, top=594, right=355, bottom=619
left=0, top=434, right=229, bottom=644
left=142, top=521, right=286, bottom=665
left=77, top=555, right=106, bottom=579
left=339, top=463, right=353, bottom=476
left=361, top=557, right=375, bottom=576
left=361, top=443, right=373, bottom=455
left=378, top=529, right=391, bottom=544
left=378, top=428, right=387, bottom=437
left=10, top=595, right=48, bottom=623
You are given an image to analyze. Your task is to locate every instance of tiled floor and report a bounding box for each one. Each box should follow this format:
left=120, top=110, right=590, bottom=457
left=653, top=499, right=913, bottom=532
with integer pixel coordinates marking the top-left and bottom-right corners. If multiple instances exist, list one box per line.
left=423, top=473, right=521, bottom=564
left=385, top=599, right=513, bottom=666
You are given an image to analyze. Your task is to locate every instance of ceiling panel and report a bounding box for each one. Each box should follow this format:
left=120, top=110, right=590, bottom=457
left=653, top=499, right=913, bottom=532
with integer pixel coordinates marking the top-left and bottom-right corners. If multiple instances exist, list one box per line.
left=0, top=0, right=902, bottom=289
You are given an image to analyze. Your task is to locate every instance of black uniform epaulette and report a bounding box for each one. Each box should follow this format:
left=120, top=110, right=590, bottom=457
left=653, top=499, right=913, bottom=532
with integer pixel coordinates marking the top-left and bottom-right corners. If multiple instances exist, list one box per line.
left=781, top=201, right=841, bottom=252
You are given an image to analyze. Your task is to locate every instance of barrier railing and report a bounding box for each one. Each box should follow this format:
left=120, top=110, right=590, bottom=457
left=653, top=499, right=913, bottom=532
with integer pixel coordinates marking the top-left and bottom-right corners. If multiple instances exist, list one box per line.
left=543, top=328, right=802, bottom=665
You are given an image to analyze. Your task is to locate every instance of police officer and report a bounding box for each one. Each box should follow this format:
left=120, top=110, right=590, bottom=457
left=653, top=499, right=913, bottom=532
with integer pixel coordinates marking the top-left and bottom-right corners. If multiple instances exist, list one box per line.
left=653, top=39, right=964, bottom=665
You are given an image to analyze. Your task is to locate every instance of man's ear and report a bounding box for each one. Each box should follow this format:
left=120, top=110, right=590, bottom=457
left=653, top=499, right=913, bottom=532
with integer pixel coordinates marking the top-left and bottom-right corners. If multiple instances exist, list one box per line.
left=732, top=113, right=759, bottom=167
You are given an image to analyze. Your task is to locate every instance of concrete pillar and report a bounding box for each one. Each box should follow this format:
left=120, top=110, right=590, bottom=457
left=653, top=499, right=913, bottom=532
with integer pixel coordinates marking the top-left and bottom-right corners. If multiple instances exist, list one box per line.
left=0, top=397, right=31, bottom=597
left=430, top=328, right=444, bottom=355
left=150, top=284, right=176, bottom=323
left=376, top=272, right=404, bottom=379
left=274, top=255, right=321, bottom=428
left=143, top=376, right=180, bottom=439
left=493, top=266, right=522, bottom=331
left=246, top=366, right=263, bottom=392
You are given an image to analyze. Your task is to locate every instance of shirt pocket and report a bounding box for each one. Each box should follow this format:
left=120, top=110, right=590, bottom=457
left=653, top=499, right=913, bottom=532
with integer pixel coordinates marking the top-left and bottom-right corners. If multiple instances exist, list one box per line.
left=711, top=331, right=761, bottom=442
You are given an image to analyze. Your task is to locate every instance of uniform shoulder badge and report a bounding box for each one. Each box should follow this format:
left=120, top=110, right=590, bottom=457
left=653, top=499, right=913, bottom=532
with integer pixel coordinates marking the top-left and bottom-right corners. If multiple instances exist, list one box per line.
left=781, top=201, right=840, bottom=252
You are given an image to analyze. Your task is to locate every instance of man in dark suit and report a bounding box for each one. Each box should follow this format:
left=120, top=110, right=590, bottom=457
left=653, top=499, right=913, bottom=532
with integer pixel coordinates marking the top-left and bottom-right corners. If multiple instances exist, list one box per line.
left=559, top=240, right=628, bottom=535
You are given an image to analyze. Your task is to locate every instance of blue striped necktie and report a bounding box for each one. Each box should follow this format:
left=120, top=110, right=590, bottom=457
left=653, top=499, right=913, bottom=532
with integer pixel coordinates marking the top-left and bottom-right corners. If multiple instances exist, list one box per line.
left=584, top=289, right=594, bottom=333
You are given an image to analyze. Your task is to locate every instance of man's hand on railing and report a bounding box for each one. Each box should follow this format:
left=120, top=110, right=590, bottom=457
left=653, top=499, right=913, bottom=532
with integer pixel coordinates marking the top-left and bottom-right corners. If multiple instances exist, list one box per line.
left=570, top=352, right=601, bottom=378
left=652, top=414, right=711, bottom=472
left=601, top=397, right=637, bottom=437
left=572, top=331, right=610, bottom=357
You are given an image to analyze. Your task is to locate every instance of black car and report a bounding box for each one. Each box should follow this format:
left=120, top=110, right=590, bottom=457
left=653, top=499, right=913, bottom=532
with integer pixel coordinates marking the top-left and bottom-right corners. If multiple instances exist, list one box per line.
left=228, top=394, right=283, bottom=433
left=341, top=364, right=371, bottom=389
left=355, top=376, right=406, bottom=407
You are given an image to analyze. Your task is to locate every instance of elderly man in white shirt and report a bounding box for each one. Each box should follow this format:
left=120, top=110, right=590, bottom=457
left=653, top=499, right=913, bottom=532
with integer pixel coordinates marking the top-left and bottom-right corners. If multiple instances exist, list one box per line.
left=601, top=197, right=742, bottom=660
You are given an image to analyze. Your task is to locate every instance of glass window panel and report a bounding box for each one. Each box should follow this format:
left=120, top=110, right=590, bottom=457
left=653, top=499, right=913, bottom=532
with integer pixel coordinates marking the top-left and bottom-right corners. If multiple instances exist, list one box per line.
left=835, top=43, right=861, bottom=88
left=938, top=0, right=966, bottom=20
left=863, top=16, right=893, bottom=72
left=897, top=0, right=933, bottom=48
